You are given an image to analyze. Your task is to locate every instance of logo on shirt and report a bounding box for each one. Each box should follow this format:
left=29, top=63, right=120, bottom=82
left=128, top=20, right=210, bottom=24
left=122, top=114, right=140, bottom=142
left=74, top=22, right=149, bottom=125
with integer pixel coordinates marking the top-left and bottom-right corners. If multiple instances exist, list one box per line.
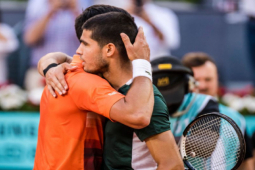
left=108, top=91, right=118, bottom=96
left=145, top=71, right=151, bottom=76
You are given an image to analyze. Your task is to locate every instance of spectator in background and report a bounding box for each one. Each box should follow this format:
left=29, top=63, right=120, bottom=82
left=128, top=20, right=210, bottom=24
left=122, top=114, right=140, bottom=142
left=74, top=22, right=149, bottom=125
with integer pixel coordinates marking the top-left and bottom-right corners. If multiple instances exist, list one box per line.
left=242, top=0, right=255, bottom=86
left=94, top=0, right=180, bottom=61
left=0, top=11, right=19, bottom=86
left=151, top=56, right=219, bottom=143
left=23, top=0, right=91, bottom=90
left=182, top=52, right=254, bottom=170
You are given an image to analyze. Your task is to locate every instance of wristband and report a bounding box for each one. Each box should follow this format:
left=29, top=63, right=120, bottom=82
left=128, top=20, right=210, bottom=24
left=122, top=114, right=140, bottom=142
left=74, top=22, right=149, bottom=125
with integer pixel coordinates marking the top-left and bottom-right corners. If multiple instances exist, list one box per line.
left=132, top=59, right=152, bottom=81
left=43, top=63, right=58, bottom=76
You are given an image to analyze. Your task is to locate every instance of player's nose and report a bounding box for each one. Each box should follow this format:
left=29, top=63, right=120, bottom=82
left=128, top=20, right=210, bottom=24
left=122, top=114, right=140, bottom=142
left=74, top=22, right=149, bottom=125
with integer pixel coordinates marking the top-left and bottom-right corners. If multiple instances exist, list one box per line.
left=76, top=44, right=82, bottom=55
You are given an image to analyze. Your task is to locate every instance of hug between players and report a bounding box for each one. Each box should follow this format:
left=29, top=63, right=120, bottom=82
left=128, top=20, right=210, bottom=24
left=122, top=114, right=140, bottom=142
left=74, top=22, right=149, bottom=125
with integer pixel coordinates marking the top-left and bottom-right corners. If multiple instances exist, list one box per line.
left=17, top=0, right=255, bottom=169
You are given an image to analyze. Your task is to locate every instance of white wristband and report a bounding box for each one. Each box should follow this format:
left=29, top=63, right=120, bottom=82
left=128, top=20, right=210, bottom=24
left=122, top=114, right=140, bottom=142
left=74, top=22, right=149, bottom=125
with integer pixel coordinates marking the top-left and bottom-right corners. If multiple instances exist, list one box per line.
left=132, top=59, right=152, bottom=81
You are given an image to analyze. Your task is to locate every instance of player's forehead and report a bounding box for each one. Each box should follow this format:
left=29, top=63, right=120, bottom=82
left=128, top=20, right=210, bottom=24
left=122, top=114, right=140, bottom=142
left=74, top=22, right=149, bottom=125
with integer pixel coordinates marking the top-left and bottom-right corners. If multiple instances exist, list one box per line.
left=80, top=29, right=95, bottom=43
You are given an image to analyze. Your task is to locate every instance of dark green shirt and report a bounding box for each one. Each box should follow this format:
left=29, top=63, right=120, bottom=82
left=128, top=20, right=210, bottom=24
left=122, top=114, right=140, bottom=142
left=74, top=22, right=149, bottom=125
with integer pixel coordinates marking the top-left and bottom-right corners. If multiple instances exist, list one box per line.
left=103, top=84, right=170, bottom=170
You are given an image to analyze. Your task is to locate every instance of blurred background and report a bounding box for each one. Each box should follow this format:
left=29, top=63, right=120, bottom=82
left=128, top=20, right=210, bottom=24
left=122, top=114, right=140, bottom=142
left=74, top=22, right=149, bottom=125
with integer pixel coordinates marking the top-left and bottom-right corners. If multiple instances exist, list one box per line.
left=0, top=0, right=255, bottom=169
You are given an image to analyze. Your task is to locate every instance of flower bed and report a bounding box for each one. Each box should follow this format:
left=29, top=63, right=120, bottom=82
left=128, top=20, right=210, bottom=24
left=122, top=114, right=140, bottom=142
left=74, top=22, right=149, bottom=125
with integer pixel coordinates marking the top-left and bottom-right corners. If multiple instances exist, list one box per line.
left=0, top=84, right=42, bottom=112
left=219, top=85, right=255, bottom=115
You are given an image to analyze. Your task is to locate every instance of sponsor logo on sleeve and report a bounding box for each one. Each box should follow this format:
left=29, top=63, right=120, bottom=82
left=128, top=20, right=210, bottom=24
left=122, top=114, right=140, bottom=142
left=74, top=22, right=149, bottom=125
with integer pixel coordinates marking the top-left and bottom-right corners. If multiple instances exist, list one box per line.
left=108, top=91, right=118, bottom=96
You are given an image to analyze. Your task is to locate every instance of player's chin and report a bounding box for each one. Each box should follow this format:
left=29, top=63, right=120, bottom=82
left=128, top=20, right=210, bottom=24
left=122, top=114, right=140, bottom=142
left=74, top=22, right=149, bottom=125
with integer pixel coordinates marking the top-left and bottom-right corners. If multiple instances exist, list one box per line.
left=83, top=68, right=98, bottom=74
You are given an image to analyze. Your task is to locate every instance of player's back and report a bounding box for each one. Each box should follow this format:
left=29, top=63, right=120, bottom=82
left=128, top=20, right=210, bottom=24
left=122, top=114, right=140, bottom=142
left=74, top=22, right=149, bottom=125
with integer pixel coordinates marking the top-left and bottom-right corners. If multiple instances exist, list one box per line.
left=34, top=64, right=104, bottom=170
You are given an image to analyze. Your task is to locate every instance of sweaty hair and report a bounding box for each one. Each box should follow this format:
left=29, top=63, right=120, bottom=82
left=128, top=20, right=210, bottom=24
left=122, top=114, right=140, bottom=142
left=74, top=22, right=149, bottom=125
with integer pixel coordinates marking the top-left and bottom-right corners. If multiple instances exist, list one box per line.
left=82, top=12, right=138, bottom=62
left=182, top=52, right=215, bottom=69
left=75, top=5, right=132, bottom=40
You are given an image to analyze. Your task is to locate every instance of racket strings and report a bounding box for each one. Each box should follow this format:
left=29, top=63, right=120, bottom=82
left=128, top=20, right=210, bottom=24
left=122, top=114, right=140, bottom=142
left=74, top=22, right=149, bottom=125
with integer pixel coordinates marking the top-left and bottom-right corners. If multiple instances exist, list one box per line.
left=185, top=117, right=221, bottom=169
left=184, top=115, right=241, bottom=170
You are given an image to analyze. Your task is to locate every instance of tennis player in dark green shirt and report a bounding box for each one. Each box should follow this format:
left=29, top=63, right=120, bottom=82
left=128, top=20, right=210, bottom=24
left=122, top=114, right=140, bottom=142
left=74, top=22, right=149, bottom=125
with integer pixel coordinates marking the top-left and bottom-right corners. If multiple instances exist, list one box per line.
left=103, top=83, right=172, bottom=169
left=37, top=5, right=184, bottom=170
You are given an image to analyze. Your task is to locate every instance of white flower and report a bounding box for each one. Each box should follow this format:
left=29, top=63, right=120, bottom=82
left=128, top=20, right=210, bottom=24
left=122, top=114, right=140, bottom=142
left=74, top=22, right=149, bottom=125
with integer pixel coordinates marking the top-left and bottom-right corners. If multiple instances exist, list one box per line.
left=243, top=95, right=255, bottom=113
left=0, top=85, right=27, bottom=110
left=228, top=98, right=244, bottom=112
left=221, top=93, right=240, bottom=105
left=28, top=87, right=44, bottom=105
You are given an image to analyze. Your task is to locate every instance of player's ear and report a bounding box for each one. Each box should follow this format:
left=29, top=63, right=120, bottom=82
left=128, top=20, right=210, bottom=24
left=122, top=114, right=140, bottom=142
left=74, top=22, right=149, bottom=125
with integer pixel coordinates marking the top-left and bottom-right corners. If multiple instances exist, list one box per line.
left=104, top=43, right=116, bottom=58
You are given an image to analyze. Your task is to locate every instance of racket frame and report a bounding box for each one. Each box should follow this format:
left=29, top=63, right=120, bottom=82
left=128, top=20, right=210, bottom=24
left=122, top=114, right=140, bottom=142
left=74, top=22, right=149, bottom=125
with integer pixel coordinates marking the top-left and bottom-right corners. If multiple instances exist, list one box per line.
left=179, top=112, right=246, bottom=170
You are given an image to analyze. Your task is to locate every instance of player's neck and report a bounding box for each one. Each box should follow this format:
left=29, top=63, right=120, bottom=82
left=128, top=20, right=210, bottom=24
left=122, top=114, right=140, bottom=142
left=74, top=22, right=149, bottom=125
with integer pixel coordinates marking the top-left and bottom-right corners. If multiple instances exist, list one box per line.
left=103, top=61, right=132, bottom=90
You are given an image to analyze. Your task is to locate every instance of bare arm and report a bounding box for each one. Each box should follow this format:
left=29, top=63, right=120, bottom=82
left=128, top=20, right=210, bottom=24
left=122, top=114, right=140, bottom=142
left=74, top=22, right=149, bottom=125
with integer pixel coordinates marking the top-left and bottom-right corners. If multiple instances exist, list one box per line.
left=0, top=32, right=7, bottom=42
left=37, top=52, right=72, bottom=76
left=24, top=11, right=53, bottom=45
left=24, top=0, right=62, bottom=46
left=108, top=27, right=153, bottom=129
left=37, top=52, right=73, bottom=97
left=110, top=77, right=154, bottom=129
left=138, top=11, right=164, bottom=41
left=145, top=131, right=184, bottom=170
left=131, top=5, right=164, bottom=41
left=238, top=158, right=254, bottom=170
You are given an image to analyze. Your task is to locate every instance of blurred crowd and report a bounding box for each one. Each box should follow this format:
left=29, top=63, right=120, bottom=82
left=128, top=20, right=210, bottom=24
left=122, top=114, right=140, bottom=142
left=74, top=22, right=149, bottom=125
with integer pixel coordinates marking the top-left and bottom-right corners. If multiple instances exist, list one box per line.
left=0, top=0, right=255, bottom=168
left=0, top=0, right=253, bottom=90
left=0, top=0, right=254, bottom=91
left=1, top=0, right=180, bottom=91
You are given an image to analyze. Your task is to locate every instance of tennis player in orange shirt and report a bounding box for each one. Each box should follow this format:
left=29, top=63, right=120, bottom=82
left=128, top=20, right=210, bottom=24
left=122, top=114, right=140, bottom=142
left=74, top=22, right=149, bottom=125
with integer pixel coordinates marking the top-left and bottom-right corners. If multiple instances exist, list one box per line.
left=36, top=5, right=183, bottom=170
left=34, top=13, right=154, bottom=170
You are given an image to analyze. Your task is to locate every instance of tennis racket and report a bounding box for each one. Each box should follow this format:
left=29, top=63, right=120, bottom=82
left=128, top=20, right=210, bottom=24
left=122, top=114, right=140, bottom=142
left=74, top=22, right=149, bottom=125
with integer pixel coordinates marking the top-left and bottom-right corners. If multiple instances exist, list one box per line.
left=179, top=112, right=246, bottom=170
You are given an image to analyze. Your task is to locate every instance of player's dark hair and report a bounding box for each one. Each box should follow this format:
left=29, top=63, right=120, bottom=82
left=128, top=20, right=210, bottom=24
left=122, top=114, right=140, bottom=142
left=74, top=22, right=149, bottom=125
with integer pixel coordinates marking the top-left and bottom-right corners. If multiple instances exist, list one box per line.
left=82, top=12, right=138, bottom=62
left=182, top=52, right=216, bottom=69
left=75, top=5, right=132, bottom=40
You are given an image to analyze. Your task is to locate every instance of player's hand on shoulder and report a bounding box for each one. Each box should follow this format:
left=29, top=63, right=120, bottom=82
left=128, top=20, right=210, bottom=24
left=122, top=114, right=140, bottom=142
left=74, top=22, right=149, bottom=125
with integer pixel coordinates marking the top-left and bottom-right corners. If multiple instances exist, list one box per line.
left=46, top=63, right=77, bottom=97
left=120, top=26, right=150, bottom=62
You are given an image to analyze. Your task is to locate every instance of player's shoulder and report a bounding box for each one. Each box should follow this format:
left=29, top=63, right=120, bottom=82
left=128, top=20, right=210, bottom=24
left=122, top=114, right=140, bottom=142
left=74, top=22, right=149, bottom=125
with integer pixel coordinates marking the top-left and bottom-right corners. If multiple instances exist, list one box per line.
left=152, top=85, right=169, bottom=115
left=153, top=85, right=167, bottom=103
left=152, top=84, right=164, bottom=98
left=67, top=69, right=106, bottom=81
left=66, top=69, right=109, bottom=89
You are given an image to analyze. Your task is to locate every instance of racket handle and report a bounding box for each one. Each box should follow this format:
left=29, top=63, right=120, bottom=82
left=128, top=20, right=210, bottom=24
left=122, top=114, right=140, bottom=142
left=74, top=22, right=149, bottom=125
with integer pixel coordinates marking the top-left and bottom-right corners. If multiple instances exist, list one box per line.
left=183, top=159, right=196, bottom=170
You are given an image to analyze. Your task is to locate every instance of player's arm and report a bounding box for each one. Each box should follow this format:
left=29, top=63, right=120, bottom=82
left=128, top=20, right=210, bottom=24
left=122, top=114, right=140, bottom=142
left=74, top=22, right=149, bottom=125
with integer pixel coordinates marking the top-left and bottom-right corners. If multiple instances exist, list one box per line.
left=102, top=27, right=154, bottom=129
left=38, top=52, right=73, bottom=76
left=238, top=158, right=254, bottom=170
left=238, top=130, right=254, bottom=170
left=134, top=94, right=184, bottom=169
left=145, top=131, right=184, bottom=170
left=37, top=52, right=74, bottom=97
left=72, top=73, right=153, bottom=129
left=109, top=76, right=154, bottom=129
left=109, top=27, right=153, bottom=129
